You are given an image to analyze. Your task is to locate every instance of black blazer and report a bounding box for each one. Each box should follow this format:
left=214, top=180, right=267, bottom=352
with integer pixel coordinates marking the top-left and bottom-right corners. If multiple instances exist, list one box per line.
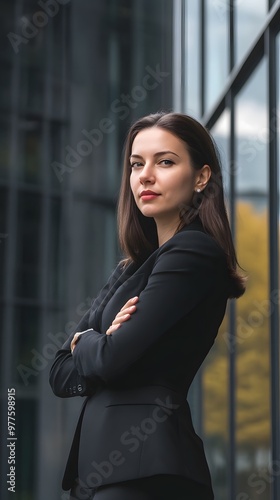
left=49, top=218, right=231, bottom=497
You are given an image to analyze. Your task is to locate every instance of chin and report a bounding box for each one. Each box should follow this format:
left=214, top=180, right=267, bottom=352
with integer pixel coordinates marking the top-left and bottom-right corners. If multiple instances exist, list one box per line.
left=139, top=209, right=158, bottom=218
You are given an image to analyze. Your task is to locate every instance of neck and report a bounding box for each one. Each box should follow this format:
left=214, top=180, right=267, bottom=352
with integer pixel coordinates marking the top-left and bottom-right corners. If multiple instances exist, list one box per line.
left=155, top=218, right=181, bottom=247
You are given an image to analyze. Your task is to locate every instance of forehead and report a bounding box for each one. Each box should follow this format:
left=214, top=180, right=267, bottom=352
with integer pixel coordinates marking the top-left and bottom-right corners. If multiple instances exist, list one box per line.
left=131, top=127, right=187, bottom=155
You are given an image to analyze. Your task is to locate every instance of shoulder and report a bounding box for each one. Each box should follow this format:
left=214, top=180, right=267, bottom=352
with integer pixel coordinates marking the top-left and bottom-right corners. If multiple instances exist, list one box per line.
left=151, top=229, right=228, bottom=287
left=159, top=228, right=227, bottom=262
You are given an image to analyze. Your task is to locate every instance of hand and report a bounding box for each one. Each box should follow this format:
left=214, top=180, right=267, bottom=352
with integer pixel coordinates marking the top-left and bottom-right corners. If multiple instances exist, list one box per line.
left=106, top=296, right=139, bottom=335
left=70, top=329, right=93, bottom=354
left=71, top=332, right=81, bottom=354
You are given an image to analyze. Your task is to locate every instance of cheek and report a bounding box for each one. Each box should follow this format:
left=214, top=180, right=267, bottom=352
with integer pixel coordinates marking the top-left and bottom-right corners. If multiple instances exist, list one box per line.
left=172, top=173, right=194, bottom=193
left=129, top=174, right=137, bottom=199
left=175, top=175, right=195, bottom=203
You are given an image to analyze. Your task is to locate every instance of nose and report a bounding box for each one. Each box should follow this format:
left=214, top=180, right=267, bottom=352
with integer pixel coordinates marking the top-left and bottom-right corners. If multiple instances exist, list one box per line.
left=139, top=162, right=155, bottom=184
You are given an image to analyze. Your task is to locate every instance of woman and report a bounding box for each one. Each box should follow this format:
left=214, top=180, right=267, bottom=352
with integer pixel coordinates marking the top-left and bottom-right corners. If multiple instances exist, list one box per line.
left=49, top=112, right=245, bottom=500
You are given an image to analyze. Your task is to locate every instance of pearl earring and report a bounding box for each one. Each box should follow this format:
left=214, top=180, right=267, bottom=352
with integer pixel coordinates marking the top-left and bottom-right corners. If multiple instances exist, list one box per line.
left=196, top=188, right=201, bottom=193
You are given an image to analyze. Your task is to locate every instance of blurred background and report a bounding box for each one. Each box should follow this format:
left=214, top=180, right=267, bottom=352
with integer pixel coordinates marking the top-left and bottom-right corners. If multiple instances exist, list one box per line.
left=0, top=1, right=279, bottom=499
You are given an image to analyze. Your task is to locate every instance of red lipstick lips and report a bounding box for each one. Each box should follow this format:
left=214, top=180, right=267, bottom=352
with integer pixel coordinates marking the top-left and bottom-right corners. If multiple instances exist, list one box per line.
left=140, top=190, right=160, bottom=201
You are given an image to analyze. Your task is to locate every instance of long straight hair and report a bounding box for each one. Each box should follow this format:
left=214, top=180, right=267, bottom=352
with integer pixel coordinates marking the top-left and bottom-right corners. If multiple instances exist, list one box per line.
left=117, top=112, right=246, bottom=298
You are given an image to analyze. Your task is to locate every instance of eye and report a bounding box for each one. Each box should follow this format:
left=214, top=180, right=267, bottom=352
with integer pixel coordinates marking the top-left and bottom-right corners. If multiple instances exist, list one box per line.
left=158, top=159, right=174, bottom=166
left=130, top=161, right=143, bottom=168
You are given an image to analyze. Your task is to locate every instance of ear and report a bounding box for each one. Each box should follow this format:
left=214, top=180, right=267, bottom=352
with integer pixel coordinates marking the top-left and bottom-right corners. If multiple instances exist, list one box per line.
left=194, top=165, right=211, bottom=192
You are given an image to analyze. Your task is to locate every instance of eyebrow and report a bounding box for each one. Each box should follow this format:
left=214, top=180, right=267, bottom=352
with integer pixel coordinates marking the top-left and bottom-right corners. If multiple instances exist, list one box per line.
left=129, top=150, right=180, bottom=160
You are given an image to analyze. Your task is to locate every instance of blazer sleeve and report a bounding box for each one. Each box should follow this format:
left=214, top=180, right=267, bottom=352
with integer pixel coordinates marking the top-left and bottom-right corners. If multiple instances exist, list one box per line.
left=49, top=262, right=124, bottom=397
left=72, top=231, right=228, bottom=384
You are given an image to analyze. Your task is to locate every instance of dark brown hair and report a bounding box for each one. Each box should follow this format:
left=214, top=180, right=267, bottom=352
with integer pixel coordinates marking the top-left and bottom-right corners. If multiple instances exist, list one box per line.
left=117, top=112, right=246, bottom=298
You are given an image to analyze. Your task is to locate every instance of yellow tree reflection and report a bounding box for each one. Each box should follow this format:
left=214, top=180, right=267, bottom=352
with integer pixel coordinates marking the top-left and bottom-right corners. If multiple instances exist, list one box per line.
left=203, top=202, right=270, bottom=451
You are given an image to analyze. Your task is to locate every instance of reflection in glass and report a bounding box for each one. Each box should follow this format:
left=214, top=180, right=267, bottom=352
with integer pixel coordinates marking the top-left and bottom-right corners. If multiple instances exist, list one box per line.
left=0, top=2, right=15, bottom=60
left=235, top=0, right=267, bottom=64
left=16, top=399, right=37, bottom=499
left=20, top=60, right=45, bottom=115
left=0, top=188, right=7, bottom=298
left=0, top=64, right=11, bottom=110
left=205, top=0, right=228, bottom=111
left=16, top=192, right=42, bottom=299
left=50, top=10, right=68, bottom=118
left=203, top=109, right=230, bottom=500
left=211, top=109, right=230, bottom=198
left=18, top=120, right=42, bottom=184
left=50, top=123, right=65, bottom=188
left=14, top=306, right=40, bottom=387
left=235, top=59, right=270, bottom=500
left=69, top=201, right=117, bottom=305
left=185, top=0, right=201, bottom=117
left=0, top=121, right=9, bottom=178
left=19, top=0, right=46, bottom=113
left=48, top=198, right=66, bottom=302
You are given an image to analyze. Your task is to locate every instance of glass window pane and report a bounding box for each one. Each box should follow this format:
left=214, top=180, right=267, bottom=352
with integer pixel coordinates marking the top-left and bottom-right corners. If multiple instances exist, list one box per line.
left=235, top=58, right=270, bottom=500
left=50, top=122, right=66, bottom=189
left=69, top=201, right=118, bottom=305
left=14, top=306, right=40, bottom=387
left=18, top=119, right=43, bottom=184
left=211, top=109, right=231, bottom=198
left=205, top=0, right=229, bottom=111
left=0, top=2, right=16, bottom=62
left=16, top=399, right=37, bottom=498
left=0, top=120, right=10, bottom=179
left=203, top=109, right=230, bottom=500
left=48, top=198, right=66, bottom=302
left=0, top=188, right=8, bottom=298
left=15, top=192, right=42, bottom=299
left=19, top=0, right=47, bottom=114
left=67, top=0, right=172, bottom=194
left=20, top=62, right=45, bottom=113
left=235, top=0, right=267, bottom=65
left=0, top=0, right=15, bottom=117
left=50, top=12, right=68, bottom=119
left=185, top=0, right=201, bottom=117
left=203, top=313, right=230, bottom=500
left=0, top=63, right=12, bottom=111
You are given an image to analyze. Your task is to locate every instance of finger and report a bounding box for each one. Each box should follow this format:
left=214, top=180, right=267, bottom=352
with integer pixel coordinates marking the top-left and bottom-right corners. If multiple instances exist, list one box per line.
left=106, top=323, right=121, bottom=335
left=113, top=304, right=138, bottom=323
left=120, top=296, right=139, bottom=312
left=111, top=313, right=131, bottom=326
left=73, top=333, right=80, bottom=344
left=116, top=304, right=137, bottom=319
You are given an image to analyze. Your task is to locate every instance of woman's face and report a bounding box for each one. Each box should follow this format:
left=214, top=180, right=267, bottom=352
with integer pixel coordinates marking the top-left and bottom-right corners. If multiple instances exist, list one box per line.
left=129, top=127, right=199, bottom=228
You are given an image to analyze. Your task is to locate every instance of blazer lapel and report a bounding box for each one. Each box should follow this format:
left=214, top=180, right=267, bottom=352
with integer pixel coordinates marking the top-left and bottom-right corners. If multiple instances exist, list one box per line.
left=90, top=217, right=205, bottom=332
left=90, top=261, right=139, bottom=332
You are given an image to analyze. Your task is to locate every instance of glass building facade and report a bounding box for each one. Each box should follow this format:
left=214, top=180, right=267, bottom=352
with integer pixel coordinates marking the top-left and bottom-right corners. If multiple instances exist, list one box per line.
left=174, top=1, right=280, bottom=499
left=0, top=1, right=279, bottom=499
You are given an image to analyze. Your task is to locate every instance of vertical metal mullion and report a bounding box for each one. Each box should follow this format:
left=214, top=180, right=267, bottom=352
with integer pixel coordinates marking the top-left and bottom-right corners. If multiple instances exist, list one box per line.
left=229, top=0, right=235, bottom=71
left=200, top=0, right=205, bottom=116
left=172, top=0, right=183, bottom=111
left=267, top=25, right=280, bottom=500
left=180, top=0, right=186, bottom=112
left=228, top=89, right=236, bottom=500
left=228, top=12, right=236, bottom=500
